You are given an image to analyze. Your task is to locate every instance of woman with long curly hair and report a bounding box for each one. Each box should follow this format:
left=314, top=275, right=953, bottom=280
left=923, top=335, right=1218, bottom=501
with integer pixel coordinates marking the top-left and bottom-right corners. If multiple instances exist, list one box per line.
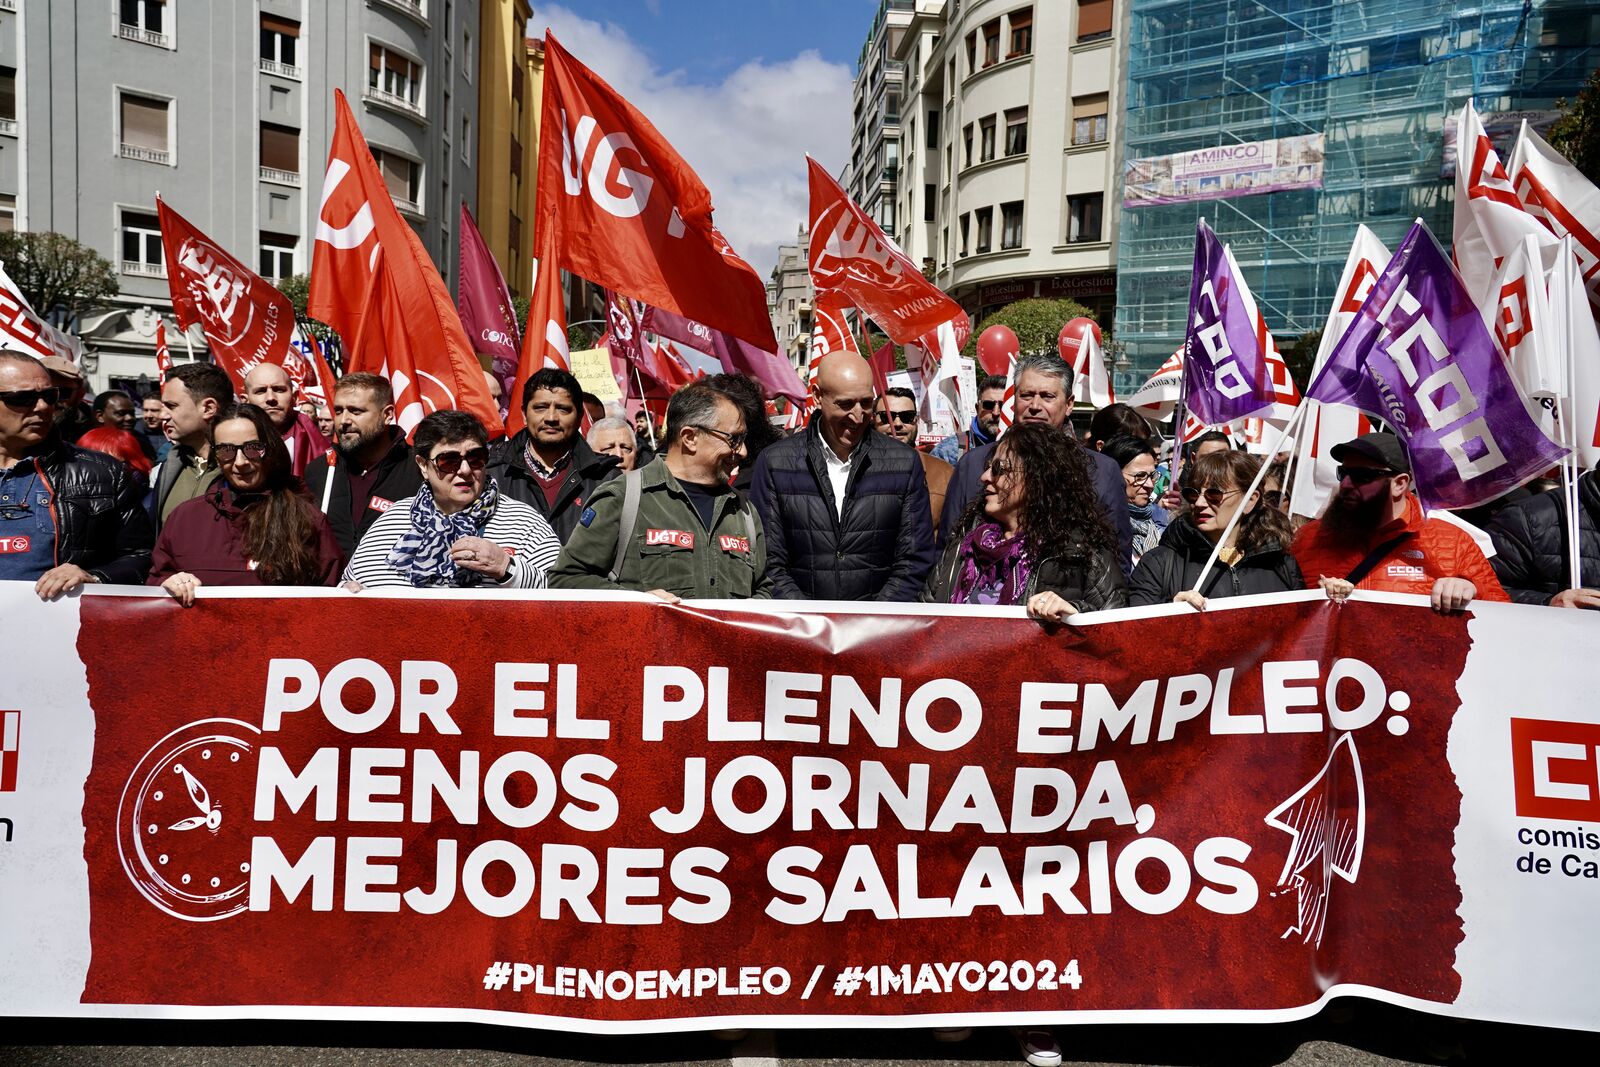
left=922, top=422, right=1126, bottom=621
left=149, top=403, right=342, bottom=605
left=1128, top=449, right=1303, bottom=609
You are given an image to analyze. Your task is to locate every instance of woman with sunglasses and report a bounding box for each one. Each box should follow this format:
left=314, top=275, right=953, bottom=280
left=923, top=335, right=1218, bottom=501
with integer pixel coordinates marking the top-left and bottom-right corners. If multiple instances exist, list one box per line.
left=922, top=423, right=1125, bottom=621
left=149, top=404, right=342, bottom=606
left=1127, top=450, right=1303, bottom=609
left=342, top=410, right=559, bottom=590
left=1100, top=433, right=1166, bottom=564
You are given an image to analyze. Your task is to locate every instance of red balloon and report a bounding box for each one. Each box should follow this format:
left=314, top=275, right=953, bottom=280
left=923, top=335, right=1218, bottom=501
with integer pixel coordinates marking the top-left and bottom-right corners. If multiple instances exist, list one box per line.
left=1057, top=318, right=1102, bottom=367
left=977, top=325, right=1019, bottom=377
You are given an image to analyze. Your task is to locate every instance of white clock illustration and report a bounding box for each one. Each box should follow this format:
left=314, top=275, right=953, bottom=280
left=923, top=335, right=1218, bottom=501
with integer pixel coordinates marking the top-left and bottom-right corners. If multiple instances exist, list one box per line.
left=116, top=718, right=260, bottom=922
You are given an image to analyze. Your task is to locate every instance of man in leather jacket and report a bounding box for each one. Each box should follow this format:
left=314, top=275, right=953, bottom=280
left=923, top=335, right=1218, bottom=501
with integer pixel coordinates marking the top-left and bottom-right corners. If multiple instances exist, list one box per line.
left=0, top=352, right=153, bottom=597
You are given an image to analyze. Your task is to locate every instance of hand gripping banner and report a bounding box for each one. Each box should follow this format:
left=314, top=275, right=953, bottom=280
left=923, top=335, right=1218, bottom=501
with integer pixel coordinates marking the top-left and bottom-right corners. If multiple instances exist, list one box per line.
left=0, top=586, right=1596, bottom=1033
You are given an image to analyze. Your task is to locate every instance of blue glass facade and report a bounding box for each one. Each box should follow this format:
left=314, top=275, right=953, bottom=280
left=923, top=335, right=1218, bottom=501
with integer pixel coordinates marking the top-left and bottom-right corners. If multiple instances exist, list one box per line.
left=1113, top=0, right=1600, bottom=387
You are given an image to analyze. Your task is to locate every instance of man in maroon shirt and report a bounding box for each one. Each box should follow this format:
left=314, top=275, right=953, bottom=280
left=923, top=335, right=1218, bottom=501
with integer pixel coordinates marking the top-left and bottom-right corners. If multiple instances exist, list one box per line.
left=486, top=368, right=620, bottom=542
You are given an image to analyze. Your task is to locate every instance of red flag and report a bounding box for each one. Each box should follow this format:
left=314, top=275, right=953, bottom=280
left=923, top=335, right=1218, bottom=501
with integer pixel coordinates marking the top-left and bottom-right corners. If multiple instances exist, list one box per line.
left=605, top=289, right=668, bottom=383
left=807, top=157, right=966, bottom=344
left=868, top=338, right=895, bottom=399
left=809, top=295, right=859, bottom=362
left=457, top=202, right=522, bottom=420
left=506, top=235, right=571, bottom=437
left=536, top=32, right=776, bottom=351
left=309, top=90, right=502, bottom=436
left=158, top=197, right=300, bottom=392
left=154, top=319, right=173, bottom=377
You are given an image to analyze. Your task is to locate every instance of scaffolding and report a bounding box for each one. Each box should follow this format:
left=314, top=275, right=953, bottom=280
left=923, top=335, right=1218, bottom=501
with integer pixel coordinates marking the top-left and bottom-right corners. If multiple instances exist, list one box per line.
left=1113, top=0, right=1600, bottom=385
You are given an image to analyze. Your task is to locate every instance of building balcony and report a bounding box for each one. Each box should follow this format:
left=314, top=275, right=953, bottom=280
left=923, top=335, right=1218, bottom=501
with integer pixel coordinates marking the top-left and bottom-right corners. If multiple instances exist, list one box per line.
left=0, top=1, right=17, bottom=12
left=363, top=85, right=426, bottom=123
left=260, top=58, right=302, bottom=81
left=393, top=195, right=423, bottom=217
left=372, top=0, right=428, bottom=25
left=121, top=261, right=167, bottom=278
left=259, top=166, right=302, bottom=186
left=117, top=23, right=172, bottom=49
left=0, top=118, right=16, bottom=136
left=119, top=143, right=171, bottom=165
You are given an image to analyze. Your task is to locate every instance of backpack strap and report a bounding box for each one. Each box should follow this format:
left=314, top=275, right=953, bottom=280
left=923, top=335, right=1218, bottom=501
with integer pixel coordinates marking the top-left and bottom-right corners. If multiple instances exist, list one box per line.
left=318, top=449, right=338, bottom=514
left=1344, top=533, right=1414, bottom=586
left=607, top=468, right=644, bottom=584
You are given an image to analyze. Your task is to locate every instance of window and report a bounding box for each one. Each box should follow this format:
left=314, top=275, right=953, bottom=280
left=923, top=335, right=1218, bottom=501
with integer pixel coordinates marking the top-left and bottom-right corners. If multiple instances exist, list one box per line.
left=259, top=122, right=299, bottom=178
left=260, top=16, right=299, bottom=70
left=510, top=213, right=522, bottom=264
left=259, top=234, right=296, bottom=281
left=1005, top=107, right=1028, bottom=155
left=881, top=201, right=896, bottom=231
left=369, top=44, right=423, bottom=109
left=959, top=213, right=970, bottom=257
left=370, top=148, right=421, bottom=207
left=885, top=92, right=900, bottom=123
left=1068, top=193, right=1103, bottom=242
left=1008, top=8, right=1034, bottom=57
left=0, top=194, right=15, bottom=233
left=979, top=116, right=996, bottom=162
left=982, top=20, right=1001, bottom=66
left=461, top=114, right=471, bottom=162
left=119, top=93, right=170, bottom=164
left=924, top=183, right=936, bottom=222
left=962, top=123, right=974, bottom=167
left=965, top=32, right=977, bottom=76
left=120, top=0, right=165, bottom=36
left=926, top=109, right=939, bottom=149
left=1077, top=0, right=1113, bottom=43
left=0, top=66, right=15, bottom=127
left=1071, top=93, right=1109, bottom=146
left=975, top=207, right=993, bottom=254
left=1001, top=201, right=1024, bottom=249
left=942, top=225, right=950, bottom=266
left=462, top=28, right=472, bottom=80
left=121, top=210, right=163, bottom=273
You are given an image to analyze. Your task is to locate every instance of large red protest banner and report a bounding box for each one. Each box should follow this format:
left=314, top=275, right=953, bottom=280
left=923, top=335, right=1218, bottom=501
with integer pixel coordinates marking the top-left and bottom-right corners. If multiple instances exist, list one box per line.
left=0, top=587, right=1596, bottom=1032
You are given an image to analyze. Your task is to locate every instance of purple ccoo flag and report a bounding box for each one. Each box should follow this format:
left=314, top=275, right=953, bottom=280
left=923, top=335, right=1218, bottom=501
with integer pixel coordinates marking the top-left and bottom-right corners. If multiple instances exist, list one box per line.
left=456, top=203, right=521, bottom=419
left=1182, top=219, right=1276, bottom=427
left=642, top=305, right=806, bottom=402
left=1308, top=220, right=1567, bottom=511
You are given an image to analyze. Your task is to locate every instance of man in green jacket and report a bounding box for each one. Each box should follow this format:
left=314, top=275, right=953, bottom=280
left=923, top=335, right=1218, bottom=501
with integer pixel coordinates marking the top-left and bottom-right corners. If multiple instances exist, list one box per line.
left=550, top=379, right=771, bottom=600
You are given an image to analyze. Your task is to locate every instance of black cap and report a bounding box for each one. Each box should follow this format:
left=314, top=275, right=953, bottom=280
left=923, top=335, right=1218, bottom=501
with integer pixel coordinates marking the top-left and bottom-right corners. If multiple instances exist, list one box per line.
left=1330, top=432, right=1409, bottom=474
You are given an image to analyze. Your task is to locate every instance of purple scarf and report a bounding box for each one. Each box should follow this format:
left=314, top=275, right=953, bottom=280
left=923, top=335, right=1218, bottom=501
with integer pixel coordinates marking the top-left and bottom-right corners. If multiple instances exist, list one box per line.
left=951, top=522, right=1032, bottom=606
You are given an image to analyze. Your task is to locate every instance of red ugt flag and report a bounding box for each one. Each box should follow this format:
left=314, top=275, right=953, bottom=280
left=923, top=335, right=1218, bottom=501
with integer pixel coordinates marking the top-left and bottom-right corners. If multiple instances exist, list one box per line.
left=158, top=198, right=298, bottom=391
left=309, top=90, right=502, bottom=437
left=535, top=32, right=776, bottom=353
left=154, top=319, right=172, bottom=376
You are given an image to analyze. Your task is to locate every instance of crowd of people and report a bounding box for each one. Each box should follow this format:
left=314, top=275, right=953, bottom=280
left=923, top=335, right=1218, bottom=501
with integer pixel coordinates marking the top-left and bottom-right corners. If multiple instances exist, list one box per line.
left=1, top=347, right=1595, bottom=618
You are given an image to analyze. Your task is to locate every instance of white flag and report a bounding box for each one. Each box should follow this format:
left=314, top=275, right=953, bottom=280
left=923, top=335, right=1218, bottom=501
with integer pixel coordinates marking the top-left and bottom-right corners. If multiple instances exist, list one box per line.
left=1288, top=226, right=1390, bottom=519
left=1452, top=102, right=1557, bottom=306
left=1509, top=121, right=1600, bottom=320
left=1550, top=236, right=1600, bottom=470
left=1126, top=346, right=1185, bottom=420
left=1065, top=325, right=1117, bottom=410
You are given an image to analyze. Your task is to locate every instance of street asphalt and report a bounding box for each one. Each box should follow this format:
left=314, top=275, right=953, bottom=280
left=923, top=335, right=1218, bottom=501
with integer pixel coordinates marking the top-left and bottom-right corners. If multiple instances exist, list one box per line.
left=5, top=999, right=1598, bottom=1066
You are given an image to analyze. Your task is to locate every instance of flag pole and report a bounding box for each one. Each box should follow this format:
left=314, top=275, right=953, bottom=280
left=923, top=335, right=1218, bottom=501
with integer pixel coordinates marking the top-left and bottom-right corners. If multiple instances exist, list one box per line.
left=633, top=364, right=657, bottom=449
left=1188, top=402, right=1309, bottom=595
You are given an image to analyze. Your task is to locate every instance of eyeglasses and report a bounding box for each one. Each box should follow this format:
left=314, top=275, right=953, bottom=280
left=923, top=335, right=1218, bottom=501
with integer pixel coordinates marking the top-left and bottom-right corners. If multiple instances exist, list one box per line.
left=694, top=425, right=747, bottom=450
left=1124, top=470, right=1156, bottom=485
left=213, top=442, right=268, bottom=464
left=985, top=459, right=1020, bottom=478
left=430, top=447, right=490, bottom=474
left=1181, top=486, right=1242, bottom=507
left=979, top=399, right=1004, bottom=412
left=876, top=410, right=918, bottom=425
left=1336, top=465, right=1392, bottom=485
left=0, top=388, right=64, bottom=411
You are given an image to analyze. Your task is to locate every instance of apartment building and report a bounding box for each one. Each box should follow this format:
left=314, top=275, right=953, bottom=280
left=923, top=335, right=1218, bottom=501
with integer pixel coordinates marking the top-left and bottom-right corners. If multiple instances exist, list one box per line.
left=473, top=3, right=538, bottom=295
left=847, top=0, right=916, bottom=241
left=766, top=224, right=813, bottom=374
left=894, top=0, right=1122, bottom=330
left=0, top=0, right=481, bottom=394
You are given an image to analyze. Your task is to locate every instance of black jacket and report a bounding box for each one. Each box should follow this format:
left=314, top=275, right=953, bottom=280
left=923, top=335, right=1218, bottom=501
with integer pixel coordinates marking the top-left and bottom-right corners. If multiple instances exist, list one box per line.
left=921, top=527, right=1127, bottom=613
left=749, top=418, right=936, bottom=601
left=939, top=437, right=1135, bottom=574
left=32, top=437, right=154, bottom=584
left=1488, top=471, right=1600, bottom=605
left=1128, top=517, right=1303, bottom=605
left=302, top=430, right=423, bottom=559
left=488, top=432, right=620, bottom=544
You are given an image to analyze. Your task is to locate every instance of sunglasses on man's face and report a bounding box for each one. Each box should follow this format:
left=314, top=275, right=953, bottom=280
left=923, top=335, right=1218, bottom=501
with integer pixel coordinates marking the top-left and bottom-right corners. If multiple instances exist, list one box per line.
left=876, top=410, right=917, bottom=425
left=213, top=442, right=268, bottom=464
left=1181, top=486, right=1242, bottom=507
left=0, top=387, right=64, bottom=411
left=979, top=399, right=1004, bottom=411
left=1336, top=465, right=1391, bottom=486
left=430, top=447, right=490, bottom=475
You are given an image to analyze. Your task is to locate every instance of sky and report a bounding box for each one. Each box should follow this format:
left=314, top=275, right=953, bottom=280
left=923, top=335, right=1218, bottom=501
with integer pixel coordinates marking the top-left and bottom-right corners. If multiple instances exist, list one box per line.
left=532, top=1, right=875, bottom=277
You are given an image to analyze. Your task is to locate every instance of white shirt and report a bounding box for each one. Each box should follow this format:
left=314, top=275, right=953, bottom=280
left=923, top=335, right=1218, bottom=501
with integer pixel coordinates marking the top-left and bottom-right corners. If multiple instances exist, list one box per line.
left=823, top=444, right=851, bottom=518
